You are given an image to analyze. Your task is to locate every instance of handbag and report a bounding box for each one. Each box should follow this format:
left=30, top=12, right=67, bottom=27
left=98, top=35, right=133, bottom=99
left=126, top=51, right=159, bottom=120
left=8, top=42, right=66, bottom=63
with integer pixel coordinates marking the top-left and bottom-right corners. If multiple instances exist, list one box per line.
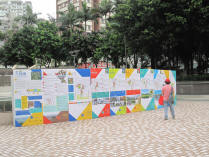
left=159, top=95, right=164, bottom=105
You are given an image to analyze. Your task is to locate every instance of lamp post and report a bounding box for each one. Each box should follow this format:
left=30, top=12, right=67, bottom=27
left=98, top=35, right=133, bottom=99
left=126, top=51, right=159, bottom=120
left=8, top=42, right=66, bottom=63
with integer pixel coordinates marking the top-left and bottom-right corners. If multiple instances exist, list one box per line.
left=69, top=50, right=79, bottom=68
left=124, top=35, right=127, bottom=68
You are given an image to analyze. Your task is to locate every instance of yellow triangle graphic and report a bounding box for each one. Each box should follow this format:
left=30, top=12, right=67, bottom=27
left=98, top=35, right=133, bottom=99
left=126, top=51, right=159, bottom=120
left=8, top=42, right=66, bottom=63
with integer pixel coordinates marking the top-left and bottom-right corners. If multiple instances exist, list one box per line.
left=164, top=70, right=169, bottom=79
left=22, top=112, right=43, bottom=126
left=116, top=106, right=126, bottom=115
left=126, top=69, right=134, bottom=79
left=77, top=102, right=92, bottom=120
left=132, top=104, right=145, bottom=112
left=109, top=69, right=119, bottom=79
left=155, top=104, right=157, bottom=110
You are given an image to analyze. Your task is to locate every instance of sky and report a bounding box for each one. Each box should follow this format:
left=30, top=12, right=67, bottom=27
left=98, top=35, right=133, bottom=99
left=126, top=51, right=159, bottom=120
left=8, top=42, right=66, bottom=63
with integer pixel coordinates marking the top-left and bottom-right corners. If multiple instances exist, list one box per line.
left=24, top=0, right=56, bottom=19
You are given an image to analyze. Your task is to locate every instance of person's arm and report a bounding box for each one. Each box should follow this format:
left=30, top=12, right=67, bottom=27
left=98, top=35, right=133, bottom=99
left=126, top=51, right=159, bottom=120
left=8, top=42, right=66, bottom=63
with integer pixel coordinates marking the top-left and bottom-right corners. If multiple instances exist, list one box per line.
left=172, top=87, right=175, bottom=97
left=162, top=87, right=164, bottom=96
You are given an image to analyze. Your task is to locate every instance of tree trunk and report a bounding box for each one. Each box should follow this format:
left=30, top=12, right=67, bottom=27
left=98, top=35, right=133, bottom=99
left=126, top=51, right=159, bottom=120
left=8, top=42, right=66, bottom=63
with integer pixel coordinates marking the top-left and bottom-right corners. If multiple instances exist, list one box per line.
left=55, top=60, right=57, bottom=67
left=190, top=55, right=193, bottom=74
left=85, top=20, right=87, bottom=32
left=133, top=53, right=137, bottom=68
left=184, top=59, right=190, bottom=75
left=106, top=57, right=108, bottom=68
left=176, top=56, right=179, bottom=69
left=151, top=55, right=156, bottom=69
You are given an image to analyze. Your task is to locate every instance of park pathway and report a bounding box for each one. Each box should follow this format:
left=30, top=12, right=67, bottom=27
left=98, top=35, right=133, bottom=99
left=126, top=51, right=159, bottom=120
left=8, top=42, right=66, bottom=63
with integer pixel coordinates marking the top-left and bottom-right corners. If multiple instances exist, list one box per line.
left=0, top=99, right=209, bottom=157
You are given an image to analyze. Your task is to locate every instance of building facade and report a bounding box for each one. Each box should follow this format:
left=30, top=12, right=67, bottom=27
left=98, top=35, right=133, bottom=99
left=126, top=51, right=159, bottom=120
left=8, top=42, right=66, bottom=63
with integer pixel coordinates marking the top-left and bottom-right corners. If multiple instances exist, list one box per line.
left=0, top=0, right=32, bottom=32
left=56, top=0, right=107, bottom=32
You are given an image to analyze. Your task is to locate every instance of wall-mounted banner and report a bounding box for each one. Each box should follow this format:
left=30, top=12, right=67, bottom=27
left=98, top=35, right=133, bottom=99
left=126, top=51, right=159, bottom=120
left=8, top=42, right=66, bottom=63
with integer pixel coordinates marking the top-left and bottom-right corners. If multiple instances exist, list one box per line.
left=13, top=69, right=176, bottom=127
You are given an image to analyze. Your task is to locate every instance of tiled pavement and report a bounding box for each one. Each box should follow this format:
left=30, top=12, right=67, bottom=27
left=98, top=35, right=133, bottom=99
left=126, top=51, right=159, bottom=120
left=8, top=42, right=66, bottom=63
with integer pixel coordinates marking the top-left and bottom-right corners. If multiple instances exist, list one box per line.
left=0, top=100, right=209, bottom=157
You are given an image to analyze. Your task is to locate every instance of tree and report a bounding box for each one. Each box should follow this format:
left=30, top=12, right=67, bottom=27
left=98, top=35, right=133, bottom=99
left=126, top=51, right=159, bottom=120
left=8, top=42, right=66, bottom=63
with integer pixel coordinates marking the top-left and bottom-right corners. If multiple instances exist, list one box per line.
left=78, top=2, right=97, bottom=32
left=57, top=3, right=81, bottom=33
left=110, top=0, right=209, bottom=73
left=33, top=21, right=61, bottom=67
left=92, top=28, right=125, bottom=68
left=15, top=5, right=39, bottom=26
left=2, top=26, right=36, bottom=67
left=98, top=0, right=114, bottom=25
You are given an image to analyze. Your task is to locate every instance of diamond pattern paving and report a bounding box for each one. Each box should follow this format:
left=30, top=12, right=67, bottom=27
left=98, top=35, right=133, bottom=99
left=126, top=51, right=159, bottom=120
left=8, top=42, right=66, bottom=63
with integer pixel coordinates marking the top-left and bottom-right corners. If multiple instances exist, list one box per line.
left=0, top=100, right=209, bottom=157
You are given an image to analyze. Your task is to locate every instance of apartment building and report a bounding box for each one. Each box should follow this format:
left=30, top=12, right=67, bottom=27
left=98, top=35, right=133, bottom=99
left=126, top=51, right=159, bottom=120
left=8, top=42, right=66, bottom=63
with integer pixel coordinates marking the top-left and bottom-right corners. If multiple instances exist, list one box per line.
left=0, top=0, right=32, bottom=32
left=56, top=0, right=107, bottom=32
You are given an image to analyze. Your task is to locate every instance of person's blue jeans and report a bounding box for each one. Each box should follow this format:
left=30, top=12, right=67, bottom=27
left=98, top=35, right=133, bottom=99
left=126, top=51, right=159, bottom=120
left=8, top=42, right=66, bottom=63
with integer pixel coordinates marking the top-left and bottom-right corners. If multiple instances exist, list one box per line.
left=164, top=101, right=175, bottom=119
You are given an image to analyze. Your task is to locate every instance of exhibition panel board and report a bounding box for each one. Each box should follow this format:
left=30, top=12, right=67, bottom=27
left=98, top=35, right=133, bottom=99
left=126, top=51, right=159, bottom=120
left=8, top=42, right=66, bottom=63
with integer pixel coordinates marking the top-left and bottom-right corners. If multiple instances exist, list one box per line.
left=12, top=69, right=176, bottom=127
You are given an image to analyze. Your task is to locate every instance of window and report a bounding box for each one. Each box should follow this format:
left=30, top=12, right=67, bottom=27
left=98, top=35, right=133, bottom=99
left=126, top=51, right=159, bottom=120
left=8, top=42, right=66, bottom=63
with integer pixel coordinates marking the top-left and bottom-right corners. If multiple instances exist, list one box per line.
left=101, top=18, right=105, bottom=24
left=87, top=25, right=91, bottom=31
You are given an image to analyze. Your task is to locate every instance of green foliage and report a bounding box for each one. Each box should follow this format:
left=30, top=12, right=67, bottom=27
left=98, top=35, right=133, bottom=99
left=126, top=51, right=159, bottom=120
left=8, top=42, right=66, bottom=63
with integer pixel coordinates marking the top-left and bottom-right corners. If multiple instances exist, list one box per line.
left=91, top=28, right=125, bottom=68
left=1, top=22, right=61, bottom=68
left=15, top=5, right=39, bottom=26
left=33, top=21, right=61, bottom=67
left=97, top=0, right=114, bottom=21
left=177, top=74, right=209, bottom=81
left=0, top=31, right=5, bottom=40
left=2, top=26, right=36, bottom=67
left=110, top=0, right=209, bottom=72
left=77, top=2, right=98, bottom=32
left=1, top=0, right=209, bottom=74
left=57, top=3, right=81, bottom=32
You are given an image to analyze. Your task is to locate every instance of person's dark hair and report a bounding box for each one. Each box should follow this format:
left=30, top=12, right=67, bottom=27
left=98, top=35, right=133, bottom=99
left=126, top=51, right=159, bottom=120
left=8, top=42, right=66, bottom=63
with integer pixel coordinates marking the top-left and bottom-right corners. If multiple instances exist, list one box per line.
left=165, top=78, right=171, bottom=84
left=165, top=81, right=170, bottom=84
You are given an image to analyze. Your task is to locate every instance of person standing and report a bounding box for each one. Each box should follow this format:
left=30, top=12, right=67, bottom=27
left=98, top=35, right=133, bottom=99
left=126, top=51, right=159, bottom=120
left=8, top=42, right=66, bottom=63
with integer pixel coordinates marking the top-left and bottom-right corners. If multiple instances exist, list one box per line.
left=162, top=78, right=175, bottom=120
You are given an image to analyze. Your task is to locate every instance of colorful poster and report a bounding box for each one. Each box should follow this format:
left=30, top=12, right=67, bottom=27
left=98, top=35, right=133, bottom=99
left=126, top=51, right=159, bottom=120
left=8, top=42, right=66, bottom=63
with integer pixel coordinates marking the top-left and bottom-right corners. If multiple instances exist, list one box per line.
left=141, top=89, right=155, bottom=111
left=13, top=68, right=176, bottom=127
left=109, top=69, right=126, bottom=91
left=13, top=69, right=43, bottom=127
left=69, top=101, right=92, bottom=121
left=91, top=69, right=110, bottom=118
left=154, top=90, right=164, bottom=109
left=126, top=90, right=144, bottom=112
left=125, top=69, right=141, bottom=90
left=42, top=69, right=69, bottom=124
left=153, top=70, right=167, bottom=90
left=68, top=69, right=75, bottom=103
left=140, top=69, right=154, bottom=89
left=74, top=69, right=91, bottom=101
left=110, top=91, right=126, bottom=115
left=169, top=70, right=176, bottom=105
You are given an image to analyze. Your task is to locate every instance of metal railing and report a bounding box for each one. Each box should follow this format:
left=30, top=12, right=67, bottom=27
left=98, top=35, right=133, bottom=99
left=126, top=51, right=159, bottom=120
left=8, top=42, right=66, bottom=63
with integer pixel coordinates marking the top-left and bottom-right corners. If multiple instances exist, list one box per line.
left=0, top=99, right=12, bottom=112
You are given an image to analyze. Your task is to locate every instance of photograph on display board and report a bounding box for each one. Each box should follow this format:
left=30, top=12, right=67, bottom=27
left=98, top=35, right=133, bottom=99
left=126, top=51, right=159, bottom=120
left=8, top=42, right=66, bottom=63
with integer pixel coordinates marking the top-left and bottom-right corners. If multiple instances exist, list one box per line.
left=141, top=89, right=155, bottom=111
left=31, top=69, right=42, bottom=80
left=109, top=91, right=126, bottom=115
left=92, top=97, right=110, bottom=118
left=126, top=90, right=144, bottom=113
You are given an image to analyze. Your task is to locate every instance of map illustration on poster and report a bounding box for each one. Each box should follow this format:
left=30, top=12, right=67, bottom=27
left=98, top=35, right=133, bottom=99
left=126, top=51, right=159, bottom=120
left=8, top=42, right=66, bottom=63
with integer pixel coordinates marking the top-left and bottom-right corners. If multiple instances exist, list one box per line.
left=12, top=69, right=176, bottom=127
